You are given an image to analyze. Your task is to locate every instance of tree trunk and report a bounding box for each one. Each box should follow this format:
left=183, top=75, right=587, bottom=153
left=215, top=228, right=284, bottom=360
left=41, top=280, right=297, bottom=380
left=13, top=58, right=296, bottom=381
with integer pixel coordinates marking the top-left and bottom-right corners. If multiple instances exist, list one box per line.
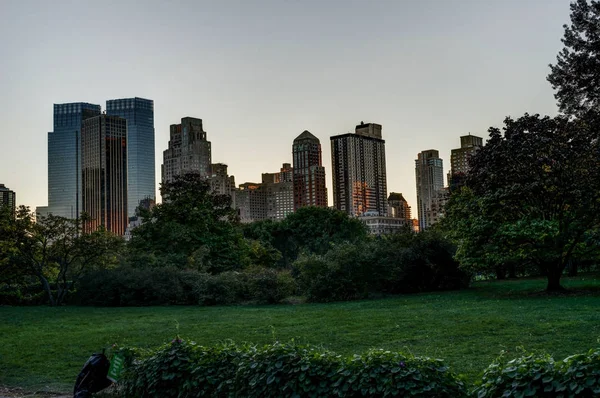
left=568, top=260, right=578, bottom=277
left=508, top=263, right=517, bottom=279
left=495, top=266, right=506, bottom=280
left=546, top=266, right=566, bottom=292
left=39, top=275, right=56, bottom=306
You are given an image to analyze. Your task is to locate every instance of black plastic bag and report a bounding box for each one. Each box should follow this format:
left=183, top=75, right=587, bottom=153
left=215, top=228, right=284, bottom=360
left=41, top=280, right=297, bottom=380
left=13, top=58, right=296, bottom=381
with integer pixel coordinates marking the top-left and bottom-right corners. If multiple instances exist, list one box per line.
left=73, top=353, right=112, bottom=398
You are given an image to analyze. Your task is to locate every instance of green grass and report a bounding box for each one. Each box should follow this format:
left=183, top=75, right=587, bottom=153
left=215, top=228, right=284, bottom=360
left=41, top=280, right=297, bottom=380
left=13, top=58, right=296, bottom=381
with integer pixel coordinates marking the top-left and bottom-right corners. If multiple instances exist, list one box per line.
left=2, top=275, right=600, bottom=393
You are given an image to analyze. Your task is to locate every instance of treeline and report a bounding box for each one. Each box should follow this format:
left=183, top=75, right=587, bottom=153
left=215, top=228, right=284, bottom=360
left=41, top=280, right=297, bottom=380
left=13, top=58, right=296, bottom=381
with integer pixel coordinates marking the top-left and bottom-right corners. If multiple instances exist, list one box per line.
left=0, top=173, right=468, bottom=307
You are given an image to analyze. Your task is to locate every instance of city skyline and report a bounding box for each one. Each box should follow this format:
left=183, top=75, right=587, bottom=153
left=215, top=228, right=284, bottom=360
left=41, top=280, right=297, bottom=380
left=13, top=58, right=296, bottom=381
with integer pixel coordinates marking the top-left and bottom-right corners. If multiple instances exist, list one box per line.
left=0, top=0, right=568, bottom=213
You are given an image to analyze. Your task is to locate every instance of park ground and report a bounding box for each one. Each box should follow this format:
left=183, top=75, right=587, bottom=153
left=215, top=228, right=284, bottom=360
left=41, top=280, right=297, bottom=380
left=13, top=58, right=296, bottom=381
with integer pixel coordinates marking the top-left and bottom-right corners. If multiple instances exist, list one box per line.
left=1, top=275, right=600, bottom=395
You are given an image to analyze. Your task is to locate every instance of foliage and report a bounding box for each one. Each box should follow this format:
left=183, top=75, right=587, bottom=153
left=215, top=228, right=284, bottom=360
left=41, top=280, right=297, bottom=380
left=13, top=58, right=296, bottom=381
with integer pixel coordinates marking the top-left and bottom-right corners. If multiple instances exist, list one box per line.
left=548, top=0, right=600, bottom=117
left=244, top=266, right=297, bottom=304
left=294, top=232, right=469, bottom=303
left=473, top=348, right=600, bottom=398
left=0, top=205, right=124, bottom=306
left=443, top=114, right=600, bottom=291
left=128, top=173, right=246, bottom=273
left=118, top=339, right=467, bottom=398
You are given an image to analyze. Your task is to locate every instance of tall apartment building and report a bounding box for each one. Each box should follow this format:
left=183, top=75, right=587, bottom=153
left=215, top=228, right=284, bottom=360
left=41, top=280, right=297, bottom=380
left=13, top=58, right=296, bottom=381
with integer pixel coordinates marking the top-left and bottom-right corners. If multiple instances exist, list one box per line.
left=237, top=163, right=295, bottom=223
left=263, top=163, right=294, bottom=220
left=81, top=115, right=128, bottom=235
left=208, top=163, right=236, bottom=205
left=106, top=97, right=155, bottom=217
left=415, top=150, right=444, bottom=231
left=387, top=192, right=411, bottom=222
left=448, top=134, right=483, bottom=189
left=292, top=131, right=327, bottom=210
left=46, top=102, right=101, bottom=219
left=162, top=117, right=211, bottom=184
left=0, top=184, right=16, bottom=211
left=331, top=122, right=387, bottom=217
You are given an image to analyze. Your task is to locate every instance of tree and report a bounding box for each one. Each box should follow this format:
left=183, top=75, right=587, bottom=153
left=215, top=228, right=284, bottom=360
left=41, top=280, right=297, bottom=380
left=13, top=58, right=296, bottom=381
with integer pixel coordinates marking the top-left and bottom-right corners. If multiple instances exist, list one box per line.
left=548, top=0, right=600, bottom=117
left=444, top=114, right=600, bottom=291
left=0, top=206, right=124, bottom=305
left=129, top=172, right=247, bottom=273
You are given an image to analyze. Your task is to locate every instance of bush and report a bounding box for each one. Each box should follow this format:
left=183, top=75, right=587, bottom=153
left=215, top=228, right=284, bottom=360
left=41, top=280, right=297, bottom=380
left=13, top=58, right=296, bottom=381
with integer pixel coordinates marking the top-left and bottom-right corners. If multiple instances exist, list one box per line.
left=118, top=339, right=467, bottom=397
left=244, top=267, right=297, bottom=304
left=473, top=348, right=600, bottom=397
left=197, top=271, right=248, bottom=306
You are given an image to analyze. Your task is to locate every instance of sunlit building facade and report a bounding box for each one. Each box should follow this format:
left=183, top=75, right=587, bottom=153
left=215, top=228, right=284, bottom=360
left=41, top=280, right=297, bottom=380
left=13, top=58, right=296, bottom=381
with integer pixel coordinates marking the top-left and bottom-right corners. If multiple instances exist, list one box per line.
left=415, top=149, right=444, bottom=231
left=106, top=97, right=155, bottom=217
left=47, top=102, right=101, bottom=219
left=81, top=115, right=128, bottom=235
left=162, top=117, right=212, bottom=184
left=292, top=131, right=328, bottom=210
left=448, top=134, right=483, bottom=190
left=331, top=122, right=387, bottom=217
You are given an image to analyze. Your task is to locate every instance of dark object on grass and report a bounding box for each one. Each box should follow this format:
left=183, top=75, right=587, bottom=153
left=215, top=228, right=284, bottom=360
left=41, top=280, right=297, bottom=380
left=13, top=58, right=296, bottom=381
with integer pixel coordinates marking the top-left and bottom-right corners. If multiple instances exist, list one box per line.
left=73, top=352, right=112, bottom=398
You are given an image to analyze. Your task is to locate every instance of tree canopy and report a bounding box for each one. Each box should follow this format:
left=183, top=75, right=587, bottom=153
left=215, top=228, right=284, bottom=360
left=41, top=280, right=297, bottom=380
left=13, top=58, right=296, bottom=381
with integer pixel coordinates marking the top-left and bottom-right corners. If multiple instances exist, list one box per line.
left=443, top=114, right=600, bottom=290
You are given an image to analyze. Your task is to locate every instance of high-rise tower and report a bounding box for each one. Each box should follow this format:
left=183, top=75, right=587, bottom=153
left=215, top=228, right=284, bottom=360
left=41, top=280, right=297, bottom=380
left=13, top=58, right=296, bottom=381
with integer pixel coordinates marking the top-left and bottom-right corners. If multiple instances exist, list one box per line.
left=330, top=122, right=387, bottom=216
left=106, top=97, right=155, bottom=217
left=162, top=117, right=212, bottom=184
left=0, top=184, right=16, bottom=211
left=292, top=131, right=328, bottom=209
left=81, top=115, right=128, bottom=235
left=448, top=134, right=483, bottom=190
left=47, top=102, right=101, bottom=219
left=415, top=150, right=444, bottom=231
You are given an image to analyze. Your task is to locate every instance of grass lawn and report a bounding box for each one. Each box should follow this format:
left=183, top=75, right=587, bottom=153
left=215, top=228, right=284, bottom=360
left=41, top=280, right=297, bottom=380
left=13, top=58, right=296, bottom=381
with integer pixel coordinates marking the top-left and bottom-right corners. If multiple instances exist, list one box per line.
left=1, top=275, right=600, bottom=393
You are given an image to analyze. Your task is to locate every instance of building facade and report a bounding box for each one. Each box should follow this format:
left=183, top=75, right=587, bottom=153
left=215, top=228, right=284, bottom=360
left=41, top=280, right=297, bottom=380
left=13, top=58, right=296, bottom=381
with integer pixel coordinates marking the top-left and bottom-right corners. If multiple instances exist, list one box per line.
left=0, top=184, right=16, bottom=211
left=106, top=97, right=155, bottom=217
left=292, top=131, right=327, bottom=210
left=448, top=134, right=483, bottom=190
left=387, top=192, right=412, bottom=223
left=81, top=115, right=128, bottom=235
left=331, top=122, right=387, bottom=217
left=360, top=212, right=409, bottom=235
left=162, top=117, right=212, bottom=184
left=415, top=149, right=444, bottom=231
left=47, top=102, right=101, bottom=219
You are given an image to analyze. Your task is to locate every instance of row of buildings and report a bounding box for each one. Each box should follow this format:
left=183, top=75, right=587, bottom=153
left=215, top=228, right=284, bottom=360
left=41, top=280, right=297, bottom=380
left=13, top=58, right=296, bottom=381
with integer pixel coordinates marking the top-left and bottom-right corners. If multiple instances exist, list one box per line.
left=22, top=98, right=482, bottom=236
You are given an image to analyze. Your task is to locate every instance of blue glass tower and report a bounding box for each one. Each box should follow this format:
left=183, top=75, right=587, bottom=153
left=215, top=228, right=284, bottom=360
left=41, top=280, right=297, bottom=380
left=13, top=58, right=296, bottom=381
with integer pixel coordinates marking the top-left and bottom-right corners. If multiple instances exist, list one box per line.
left=47, top=102, right=101, bottom=219
left=106, top=97, right=155, bottom=218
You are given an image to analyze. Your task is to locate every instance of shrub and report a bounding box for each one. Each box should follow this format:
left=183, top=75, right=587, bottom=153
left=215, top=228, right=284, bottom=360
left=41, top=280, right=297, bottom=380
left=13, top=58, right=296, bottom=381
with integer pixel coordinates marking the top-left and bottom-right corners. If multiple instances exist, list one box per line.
left=118, top=339, right=467, bottom=397
left=473, top=348, right=600, bottom=397
left=196, top=271, right=248, bottom=306
left=244, top=267, right=297, bottom=304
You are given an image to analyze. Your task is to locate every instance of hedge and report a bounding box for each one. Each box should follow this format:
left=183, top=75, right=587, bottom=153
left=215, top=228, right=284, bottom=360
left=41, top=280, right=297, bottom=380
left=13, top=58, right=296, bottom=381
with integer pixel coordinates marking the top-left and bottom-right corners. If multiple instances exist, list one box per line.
left=110, top=341, right=600, bottom=397
left=114, top=339, right=467, bottom=397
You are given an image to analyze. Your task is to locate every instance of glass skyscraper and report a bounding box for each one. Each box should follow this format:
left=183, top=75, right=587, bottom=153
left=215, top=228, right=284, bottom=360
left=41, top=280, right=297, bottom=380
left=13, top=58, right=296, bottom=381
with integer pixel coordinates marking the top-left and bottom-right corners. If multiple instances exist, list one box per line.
left=106, top=97, right=155, bottom=218
left=47, top=102, right=101, bottom=219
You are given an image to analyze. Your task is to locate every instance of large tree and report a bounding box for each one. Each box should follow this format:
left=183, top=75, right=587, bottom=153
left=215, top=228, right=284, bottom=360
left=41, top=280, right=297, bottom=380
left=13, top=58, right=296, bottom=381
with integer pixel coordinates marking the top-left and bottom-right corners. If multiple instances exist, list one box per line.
left=0, top=206, right=124, bottom=305
left=444, top=114, right=600, bottom=291
left=128, top=172, right=247, bottom=272
left=548, top=0, right=600, bottom=117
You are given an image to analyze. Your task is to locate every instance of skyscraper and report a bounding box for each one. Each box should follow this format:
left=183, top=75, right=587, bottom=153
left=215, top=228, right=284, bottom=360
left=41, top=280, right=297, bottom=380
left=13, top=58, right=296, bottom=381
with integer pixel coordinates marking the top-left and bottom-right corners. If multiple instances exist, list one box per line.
left=81, top=115, right=128, bottom=235
left=292, top=131, right=327, bottom=210
left=448, top=134, right=483, bottom=190
left=47, top=102, right=101, bottom=219
left=264, top=163, right=294, bottom=220
left=106, top=97, right=155, bottom=217
left=162, top=117, right=211, bottom=184
left=415, top=150, right=444, bottom=231
left=387, top=192, right=411, bottom=221
left=330, top=122, right=387, bottom=216
left=0, top=184, right=16, bottom=211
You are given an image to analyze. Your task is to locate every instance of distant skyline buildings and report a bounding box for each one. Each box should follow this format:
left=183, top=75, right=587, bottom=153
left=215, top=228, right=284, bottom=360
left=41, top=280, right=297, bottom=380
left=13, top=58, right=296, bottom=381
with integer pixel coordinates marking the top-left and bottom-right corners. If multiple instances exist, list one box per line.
left=292, top=131, right=328, bottom=210
left=0, top=184, right=16, bottom=211
left=106, top=97, right=155, bottom=218
left=448, top=134, right=483, bottom=190
left=415, top=149, right=444, bottom=231
left=81, top=114, right=128, bottom=235
left=330, top=122, right=388, bottom=217
left=43, top=102, right=101, bottom=219
left=162, top=117, right=211, bottom=184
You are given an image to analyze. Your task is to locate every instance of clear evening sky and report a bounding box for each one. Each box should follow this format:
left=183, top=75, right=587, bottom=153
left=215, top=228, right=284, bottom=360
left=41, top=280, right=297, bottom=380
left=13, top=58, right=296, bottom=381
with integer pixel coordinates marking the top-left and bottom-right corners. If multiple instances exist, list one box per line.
left=0, top=0, right=569, bottom=213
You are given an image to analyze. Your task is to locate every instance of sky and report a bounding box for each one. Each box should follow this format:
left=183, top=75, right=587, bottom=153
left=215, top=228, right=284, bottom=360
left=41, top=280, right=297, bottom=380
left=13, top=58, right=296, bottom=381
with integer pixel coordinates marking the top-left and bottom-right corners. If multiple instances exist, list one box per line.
left=0, top=0, right=570, bottom=213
